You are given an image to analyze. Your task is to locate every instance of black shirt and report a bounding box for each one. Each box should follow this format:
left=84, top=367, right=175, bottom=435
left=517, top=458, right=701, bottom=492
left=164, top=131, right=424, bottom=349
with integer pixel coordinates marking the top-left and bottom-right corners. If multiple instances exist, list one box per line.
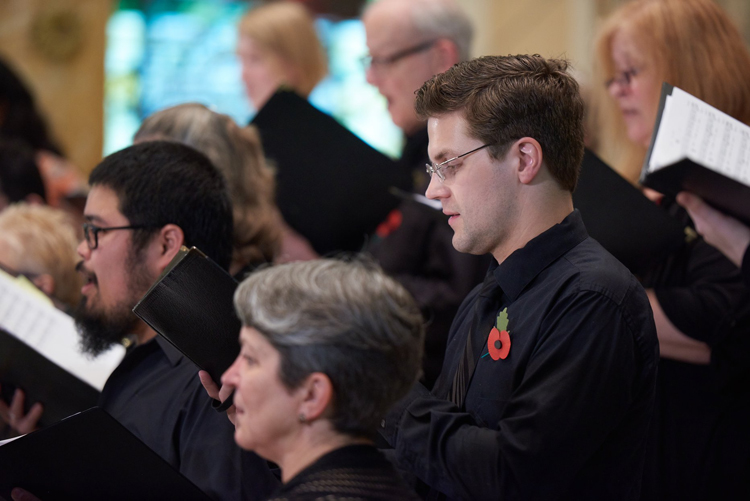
left=381, top=210, right=659, bottom=500
left=637, top=200, right=748, bottom=501
left=267, top=444, right=419, bottom=501
left=99, top=336, right=279, bottom=500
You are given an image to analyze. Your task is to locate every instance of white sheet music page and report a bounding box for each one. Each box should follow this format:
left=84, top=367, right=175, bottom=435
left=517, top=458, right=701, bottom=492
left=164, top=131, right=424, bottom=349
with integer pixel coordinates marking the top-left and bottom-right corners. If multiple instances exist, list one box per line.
left=649, top=87, right=750, bottom=186
left=0, top=269, right=124, bottom=390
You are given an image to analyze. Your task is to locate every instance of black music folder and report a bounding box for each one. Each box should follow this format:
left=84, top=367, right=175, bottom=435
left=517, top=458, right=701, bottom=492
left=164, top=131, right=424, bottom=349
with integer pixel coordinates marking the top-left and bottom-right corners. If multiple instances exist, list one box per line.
left=0, top=329, right=100, bottom=428
left=574, top=149, right=687, bottom=274
left=640, top=83, right=750, bottom=225
left=252, top=89, right=411, bottom=255
left=0, top=407, right=211, bottom=500
left=133, top=247, right=240, bottom=386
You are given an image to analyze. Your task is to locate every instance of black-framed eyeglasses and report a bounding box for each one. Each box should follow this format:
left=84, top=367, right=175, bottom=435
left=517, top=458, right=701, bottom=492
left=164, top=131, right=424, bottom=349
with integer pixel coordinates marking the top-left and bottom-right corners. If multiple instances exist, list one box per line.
left=361, top=40, right=437, bottom=70
left=426, top=144, right=492, bottom=182
left=82, top=222, right=152, bottom=250
left=605, top=67, right=639, bottom=89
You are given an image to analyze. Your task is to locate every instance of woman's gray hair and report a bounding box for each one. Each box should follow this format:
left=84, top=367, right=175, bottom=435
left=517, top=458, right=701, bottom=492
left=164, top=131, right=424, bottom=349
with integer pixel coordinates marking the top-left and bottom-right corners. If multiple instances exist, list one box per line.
left=234, top=258, right=425, bottom=437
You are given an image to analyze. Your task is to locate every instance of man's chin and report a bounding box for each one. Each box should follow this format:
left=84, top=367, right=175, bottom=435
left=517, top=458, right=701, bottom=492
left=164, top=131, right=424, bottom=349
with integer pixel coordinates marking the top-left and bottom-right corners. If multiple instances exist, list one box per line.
left=73, top=296, right=136, bottom=357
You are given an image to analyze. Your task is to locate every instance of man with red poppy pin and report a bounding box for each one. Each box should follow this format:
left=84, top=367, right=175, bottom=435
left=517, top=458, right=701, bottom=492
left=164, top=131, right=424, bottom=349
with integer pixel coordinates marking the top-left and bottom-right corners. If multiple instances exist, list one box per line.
left=379, top=55, right=659, bottom=500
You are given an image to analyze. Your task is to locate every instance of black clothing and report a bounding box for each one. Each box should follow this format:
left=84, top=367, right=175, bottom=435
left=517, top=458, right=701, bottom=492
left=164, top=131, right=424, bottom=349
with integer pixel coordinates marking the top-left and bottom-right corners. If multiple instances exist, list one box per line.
left=251, top=90, right=410, bottom=255
left=367, top=129, right=491, bottom=388
left=381, top=210, right=659, bottom=500
left=99, top=336, right=278, bottom=500
left=267, top=445, right=420, bottom=501
left=639, top=201, right=748, bottom=501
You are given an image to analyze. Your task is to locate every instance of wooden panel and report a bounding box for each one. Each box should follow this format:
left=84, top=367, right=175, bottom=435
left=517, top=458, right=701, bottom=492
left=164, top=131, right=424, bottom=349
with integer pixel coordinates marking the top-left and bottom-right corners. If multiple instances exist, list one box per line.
left=0, top=0, right=112, bottom=175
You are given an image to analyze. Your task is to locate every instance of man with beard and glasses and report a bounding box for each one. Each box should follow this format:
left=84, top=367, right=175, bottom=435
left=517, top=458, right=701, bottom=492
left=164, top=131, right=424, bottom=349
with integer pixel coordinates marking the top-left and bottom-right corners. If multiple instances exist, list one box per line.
left=10, top=141, right=278, bottom=500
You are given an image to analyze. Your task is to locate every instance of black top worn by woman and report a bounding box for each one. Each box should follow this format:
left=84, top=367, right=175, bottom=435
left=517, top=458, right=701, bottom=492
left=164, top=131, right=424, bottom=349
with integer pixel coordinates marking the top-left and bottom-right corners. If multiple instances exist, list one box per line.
left=640, top=198, right=749, bottom=501
left=266, top=445, right=419, bottom=501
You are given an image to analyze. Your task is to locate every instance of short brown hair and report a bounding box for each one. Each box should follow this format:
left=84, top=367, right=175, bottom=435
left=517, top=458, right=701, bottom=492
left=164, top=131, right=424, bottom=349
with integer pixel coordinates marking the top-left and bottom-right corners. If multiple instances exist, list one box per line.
left=415, top=54, right=584, bottom=192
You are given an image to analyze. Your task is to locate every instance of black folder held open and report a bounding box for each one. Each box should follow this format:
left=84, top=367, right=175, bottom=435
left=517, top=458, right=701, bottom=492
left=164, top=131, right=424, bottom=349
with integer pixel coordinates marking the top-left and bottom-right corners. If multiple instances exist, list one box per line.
left=252, top=89, right=411, bottom=255
left=0, top=329, right=100, bottom=428
left=641, top=83, right=750, bottom=225
left=132, top=247, right=240, bottom=386
left=0, top=407, right=211, bottom=500
left=573, top=149, right=687, bottom=274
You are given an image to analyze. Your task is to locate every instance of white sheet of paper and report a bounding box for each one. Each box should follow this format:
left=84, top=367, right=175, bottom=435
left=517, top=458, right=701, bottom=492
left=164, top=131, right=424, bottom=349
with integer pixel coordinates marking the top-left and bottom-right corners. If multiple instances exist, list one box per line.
left=649, top=87, right=750, bottom=186
left=0, top=269, right=124, bottom=390
left=0, top=435, right=24, bottom=446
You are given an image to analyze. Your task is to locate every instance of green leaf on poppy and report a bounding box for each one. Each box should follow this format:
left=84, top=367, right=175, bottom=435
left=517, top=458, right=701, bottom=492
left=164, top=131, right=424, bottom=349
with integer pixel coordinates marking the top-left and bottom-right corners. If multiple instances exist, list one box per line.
left=496, top=307, right=509, bottom=332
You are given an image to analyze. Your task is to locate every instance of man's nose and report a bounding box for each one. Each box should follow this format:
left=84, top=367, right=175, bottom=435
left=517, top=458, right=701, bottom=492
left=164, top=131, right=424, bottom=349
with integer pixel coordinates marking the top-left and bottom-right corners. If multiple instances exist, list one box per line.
left=365, top=65, right=379, bottom=86
left=425, top=173, right=448, bottom=201
left=76, top=238, right=91, bottom=260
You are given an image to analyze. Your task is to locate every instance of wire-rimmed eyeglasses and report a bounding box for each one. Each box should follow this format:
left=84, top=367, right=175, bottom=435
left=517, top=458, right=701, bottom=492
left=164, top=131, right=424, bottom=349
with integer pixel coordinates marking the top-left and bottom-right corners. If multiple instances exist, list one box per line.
left=605, top=67, right=639, bottom=90
left=361, top=40, right=437, bottom=71
left=425, top=144, right=492, bottom=182
left=82, top=222, right=152, bottom=250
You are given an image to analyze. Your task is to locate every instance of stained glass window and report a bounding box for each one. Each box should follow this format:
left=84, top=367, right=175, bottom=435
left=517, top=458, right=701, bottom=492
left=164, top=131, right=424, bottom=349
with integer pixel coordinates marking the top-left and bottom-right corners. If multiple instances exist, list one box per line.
left=104, top=1, right=402, bottom=158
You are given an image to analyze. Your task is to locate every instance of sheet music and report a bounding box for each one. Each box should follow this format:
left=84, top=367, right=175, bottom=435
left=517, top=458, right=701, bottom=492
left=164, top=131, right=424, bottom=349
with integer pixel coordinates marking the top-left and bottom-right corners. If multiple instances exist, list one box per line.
left=649, top=87, right=750, bottom=185
left=0, top=270, right=124, bottom=390
left=0, top=435, right=23, bottom=447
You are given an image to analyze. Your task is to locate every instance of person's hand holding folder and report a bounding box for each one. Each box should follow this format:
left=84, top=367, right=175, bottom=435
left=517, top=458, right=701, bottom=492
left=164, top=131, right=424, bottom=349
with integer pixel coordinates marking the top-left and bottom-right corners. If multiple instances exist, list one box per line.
left=677, top=192, right=750, bottom=268
left=0, top=385, right=42, bottom=437
left=198, top=370, right=236, bottom=425
left=10, top=487, right=41, bottom=501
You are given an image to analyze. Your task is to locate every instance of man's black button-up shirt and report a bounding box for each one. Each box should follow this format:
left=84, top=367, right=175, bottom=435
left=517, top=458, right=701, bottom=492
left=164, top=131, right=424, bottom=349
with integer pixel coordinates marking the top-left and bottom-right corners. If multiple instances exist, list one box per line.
left=381, top=210, right=659, bottom=500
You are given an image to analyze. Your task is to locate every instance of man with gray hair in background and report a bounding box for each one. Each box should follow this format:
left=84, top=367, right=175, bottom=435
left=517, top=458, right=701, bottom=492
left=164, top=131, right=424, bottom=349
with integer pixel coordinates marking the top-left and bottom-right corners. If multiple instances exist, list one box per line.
left=362, top=0, right=491, bottom=389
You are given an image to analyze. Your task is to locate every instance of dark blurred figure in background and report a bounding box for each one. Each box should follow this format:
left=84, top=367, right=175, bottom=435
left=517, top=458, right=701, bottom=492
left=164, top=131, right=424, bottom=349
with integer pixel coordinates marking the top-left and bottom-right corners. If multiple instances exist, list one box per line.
left=0, top=58, right=86, bottom=210
left=362, top=0, right=490, bottom=387
left=0, top=138, right=46, bottom=210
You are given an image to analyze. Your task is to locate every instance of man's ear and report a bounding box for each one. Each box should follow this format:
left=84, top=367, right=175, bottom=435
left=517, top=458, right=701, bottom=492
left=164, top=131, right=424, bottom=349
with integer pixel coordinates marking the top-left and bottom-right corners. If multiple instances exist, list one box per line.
left=297, top=372, right=334, bottom=423
left=24, top=193, right=45, bottom=206
left=31, top=273, right=55, bottom=297
left=152, top=224, right=185, bottom=269
left=431, top=38, right=460, bottom=73
left=515, top=138, right=544, bottom=185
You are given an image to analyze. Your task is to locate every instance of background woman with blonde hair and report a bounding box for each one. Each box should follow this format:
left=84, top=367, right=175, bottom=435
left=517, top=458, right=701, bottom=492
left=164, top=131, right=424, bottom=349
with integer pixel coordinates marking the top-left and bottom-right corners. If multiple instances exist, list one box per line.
left=592, top=0, right=750, bottom=498
left=237, top=1, right=327, bottom=110
left=0, top=203, right=82, bottom=311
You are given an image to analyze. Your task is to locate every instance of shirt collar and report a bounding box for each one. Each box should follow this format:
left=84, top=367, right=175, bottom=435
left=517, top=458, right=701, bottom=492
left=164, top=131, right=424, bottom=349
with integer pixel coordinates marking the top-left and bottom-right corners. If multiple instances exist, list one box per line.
left=492, top=209, right=588, bottom=301
left=154, top=335, right=184, bottom=367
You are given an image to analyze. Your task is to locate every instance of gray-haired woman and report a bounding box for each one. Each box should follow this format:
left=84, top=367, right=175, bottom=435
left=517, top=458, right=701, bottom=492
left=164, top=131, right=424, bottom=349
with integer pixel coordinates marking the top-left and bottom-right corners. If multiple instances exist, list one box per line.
left=205, top=258, right=424, bottom=500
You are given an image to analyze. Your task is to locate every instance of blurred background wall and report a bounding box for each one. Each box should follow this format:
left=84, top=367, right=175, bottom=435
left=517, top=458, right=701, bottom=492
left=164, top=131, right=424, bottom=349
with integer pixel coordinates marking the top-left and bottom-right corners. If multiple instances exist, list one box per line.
left=0, top=0, right=748, bottom=175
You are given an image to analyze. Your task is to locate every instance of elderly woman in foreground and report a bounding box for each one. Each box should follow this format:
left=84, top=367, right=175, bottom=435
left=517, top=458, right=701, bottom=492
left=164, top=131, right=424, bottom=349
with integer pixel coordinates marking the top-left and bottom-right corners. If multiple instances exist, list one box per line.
left=211, top=259, right=423, bottom=500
